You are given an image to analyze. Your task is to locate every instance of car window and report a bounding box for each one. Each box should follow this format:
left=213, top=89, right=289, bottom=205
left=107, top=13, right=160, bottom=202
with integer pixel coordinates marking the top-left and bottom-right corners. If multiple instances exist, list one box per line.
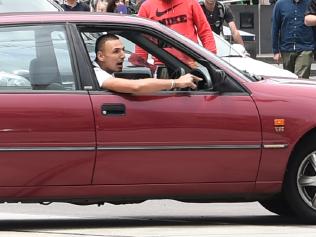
left=81, top=30, right=212, bottom=91
left=0, top=25, right=76, bottom=90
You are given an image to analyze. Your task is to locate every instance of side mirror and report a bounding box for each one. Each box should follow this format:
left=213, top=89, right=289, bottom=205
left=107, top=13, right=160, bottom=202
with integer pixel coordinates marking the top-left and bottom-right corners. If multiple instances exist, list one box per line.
left=212, top=69, right=227, bottom=93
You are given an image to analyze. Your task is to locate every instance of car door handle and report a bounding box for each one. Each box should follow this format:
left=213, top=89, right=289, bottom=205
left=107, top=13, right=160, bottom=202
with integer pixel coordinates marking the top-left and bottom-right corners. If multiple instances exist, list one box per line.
left=101, top=104, right=126, bottom=116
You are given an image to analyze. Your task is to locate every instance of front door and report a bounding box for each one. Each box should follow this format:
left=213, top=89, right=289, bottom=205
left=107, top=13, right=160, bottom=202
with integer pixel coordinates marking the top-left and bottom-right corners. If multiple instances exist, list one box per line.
left=91, top=91, right=261, bottom=185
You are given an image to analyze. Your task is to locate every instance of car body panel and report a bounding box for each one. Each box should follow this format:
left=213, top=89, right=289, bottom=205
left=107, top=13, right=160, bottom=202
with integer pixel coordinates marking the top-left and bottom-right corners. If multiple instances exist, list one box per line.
left=0, top=93, right=96, bottom=186
left=90, top=92, right=261, bottom=185
left=245, top=79, right=316, bottom=182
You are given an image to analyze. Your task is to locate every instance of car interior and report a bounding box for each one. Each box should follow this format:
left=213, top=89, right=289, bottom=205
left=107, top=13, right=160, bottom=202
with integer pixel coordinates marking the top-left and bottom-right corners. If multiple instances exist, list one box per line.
left=78, top=25, right=247, bottom=94
left=79, top=26, right=215, bottom=92
left=0, top=25, right=76, bottom=91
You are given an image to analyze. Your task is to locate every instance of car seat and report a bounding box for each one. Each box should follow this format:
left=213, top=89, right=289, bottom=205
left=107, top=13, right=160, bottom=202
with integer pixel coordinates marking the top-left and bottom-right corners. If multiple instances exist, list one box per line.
left=29, top=58, right=63, bottom=90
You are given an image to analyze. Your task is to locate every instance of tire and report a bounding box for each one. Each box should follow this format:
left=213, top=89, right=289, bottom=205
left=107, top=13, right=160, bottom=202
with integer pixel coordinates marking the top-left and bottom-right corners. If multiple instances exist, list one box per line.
left=284, top=138, right=316, bottom=223
left=259, top=194, right=295, bottom=217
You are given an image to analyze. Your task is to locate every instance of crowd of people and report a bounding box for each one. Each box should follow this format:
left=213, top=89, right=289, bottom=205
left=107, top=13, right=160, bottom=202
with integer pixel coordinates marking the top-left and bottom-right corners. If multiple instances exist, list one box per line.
left=56, top=0, right=145, bottom=13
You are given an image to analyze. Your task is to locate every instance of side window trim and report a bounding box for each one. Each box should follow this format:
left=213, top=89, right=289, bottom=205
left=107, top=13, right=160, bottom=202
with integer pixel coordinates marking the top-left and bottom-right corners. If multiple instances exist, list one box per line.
left=77, top=24, right=247, bottom=94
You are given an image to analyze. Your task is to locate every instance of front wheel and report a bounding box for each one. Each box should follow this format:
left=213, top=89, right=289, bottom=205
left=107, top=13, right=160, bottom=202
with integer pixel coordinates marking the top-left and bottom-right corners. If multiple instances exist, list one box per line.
left=284, top=140, right=316, bottom=223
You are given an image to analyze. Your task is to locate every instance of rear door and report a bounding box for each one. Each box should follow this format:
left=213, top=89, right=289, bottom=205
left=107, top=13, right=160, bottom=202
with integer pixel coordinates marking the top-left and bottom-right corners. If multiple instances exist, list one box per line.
left=0, top=25, right=96, bottom=186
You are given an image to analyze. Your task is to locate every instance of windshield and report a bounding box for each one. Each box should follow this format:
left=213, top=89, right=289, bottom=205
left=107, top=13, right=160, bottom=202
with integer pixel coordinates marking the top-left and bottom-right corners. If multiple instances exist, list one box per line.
left=154, top=23, right=255, bottom=81
left=0, top=0, right=60, bottom=12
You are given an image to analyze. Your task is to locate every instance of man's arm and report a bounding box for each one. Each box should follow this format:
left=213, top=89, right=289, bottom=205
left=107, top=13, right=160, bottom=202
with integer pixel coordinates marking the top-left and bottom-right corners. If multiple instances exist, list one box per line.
left=192, top=0, right=217, bottom=54
left=271, top=2, right=281, bottom=61
left=228, top=21, right=244, bottom=45
left=305, top=0, right=316, bottom=26
left=101, top=74, right=201, bottom=94
left=224, top=6, right=244, bottom=45
left=305, top=15, right=316, bottom=26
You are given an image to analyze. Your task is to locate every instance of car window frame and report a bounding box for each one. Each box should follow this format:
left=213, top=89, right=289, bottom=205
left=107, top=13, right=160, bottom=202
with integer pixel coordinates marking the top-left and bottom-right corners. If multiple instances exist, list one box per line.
left=76, top=23, right=248, bottom=95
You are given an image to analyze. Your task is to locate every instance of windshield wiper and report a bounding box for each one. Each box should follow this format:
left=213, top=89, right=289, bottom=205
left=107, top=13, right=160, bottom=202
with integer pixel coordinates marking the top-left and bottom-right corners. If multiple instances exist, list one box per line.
left=242, top=71, right=263, bottom=81
left=222, top=55, right=242, bottom=57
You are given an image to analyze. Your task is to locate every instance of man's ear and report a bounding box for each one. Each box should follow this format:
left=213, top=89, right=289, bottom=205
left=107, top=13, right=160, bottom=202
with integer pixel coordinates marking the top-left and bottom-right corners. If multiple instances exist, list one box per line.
left=97, top=51, right=105, bottom=62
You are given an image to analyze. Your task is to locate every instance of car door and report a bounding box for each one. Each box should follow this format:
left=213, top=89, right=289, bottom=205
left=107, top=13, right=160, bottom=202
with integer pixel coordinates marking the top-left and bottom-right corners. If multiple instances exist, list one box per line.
left=84, top=30, right=262, bottom=186
left=0, top=25, right=96, bottom=186
left=91, top=92, right=261, bottom=185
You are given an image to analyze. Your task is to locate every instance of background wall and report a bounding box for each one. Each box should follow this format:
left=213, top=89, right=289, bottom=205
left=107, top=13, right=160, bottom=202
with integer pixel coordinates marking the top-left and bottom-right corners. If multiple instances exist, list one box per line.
left=229, top=4, right=274, bottom=55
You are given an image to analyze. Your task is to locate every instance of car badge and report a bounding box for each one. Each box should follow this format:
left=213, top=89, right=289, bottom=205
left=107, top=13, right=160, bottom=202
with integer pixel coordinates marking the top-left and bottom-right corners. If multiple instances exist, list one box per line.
left=274, top=119, right=285, bottom=132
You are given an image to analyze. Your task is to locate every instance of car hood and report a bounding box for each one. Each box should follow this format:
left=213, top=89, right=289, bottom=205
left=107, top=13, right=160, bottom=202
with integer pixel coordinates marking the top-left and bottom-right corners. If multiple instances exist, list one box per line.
left=246, top=77, right=316, bottom=101
left=222, top=56, right=298, bottom=79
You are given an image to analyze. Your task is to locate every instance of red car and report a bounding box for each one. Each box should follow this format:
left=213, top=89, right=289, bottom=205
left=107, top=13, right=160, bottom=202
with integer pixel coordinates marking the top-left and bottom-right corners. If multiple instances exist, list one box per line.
left=0, top=12, right=316, bottom=222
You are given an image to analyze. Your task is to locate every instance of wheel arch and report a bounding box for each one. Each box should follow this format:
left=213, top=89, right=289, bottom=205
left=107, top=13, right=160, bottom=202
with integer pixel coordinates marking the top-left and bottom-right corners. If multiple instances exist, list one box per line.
left=286, top=127, right=316, bottom=175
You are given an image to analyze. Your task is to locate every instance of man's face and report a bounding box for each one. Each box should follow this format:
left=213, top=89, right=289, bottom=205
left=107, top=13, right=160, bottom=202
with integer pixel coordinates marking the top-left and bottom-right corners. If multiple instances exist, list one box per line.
left=205, top=0, right=216, bottom=5
left=66, top=0, right=76, bottom=4
left=97, top=39, right=125, bottom=74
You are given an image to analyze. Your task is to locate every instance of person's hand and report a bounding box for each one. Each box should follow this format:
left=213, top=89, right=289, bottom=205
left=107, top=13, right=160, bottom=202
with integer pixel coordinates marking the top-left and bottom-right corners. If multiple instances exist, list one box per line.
left=273, top=53, right=281, bottom=65
left=175, top=73, right=202, bottom=90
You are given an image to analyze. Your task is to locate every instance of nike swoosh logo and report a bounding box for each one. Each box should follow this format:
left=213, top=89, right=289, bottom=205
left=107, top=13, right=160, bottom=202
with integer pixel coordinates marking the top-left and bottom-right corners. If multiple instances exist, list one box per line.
left=156, top=3, right=183, bottom=17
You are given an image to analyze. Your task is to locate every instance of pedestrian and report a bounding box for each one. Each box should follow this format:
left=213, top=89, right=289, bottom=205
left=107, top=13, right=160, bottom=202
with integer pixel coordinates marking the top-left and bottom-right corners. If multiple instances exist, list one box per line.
left=95, top=0, right=108, bottom=12
left=125, top=0, right=137, bottom=14
left=200, top=0, right=244, bottom=45
left=272, top=0, right=315, bottom=79
left=115, top=0, right=128, bottom=14
left=61, top=0, right=91, bottom=11
left=106, top=0, right=117, bottom=12
left=136, top=0, right=216, bottom=66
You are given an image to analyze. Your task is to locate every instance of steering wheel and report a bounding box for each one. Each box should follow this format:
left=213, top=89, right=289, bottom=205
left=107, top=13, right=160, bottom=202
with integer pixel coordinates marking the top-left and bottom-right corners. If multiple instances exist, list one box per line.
left=190, top=69, right=212, bottom=90
left=171, top=67, right=212, bottom=91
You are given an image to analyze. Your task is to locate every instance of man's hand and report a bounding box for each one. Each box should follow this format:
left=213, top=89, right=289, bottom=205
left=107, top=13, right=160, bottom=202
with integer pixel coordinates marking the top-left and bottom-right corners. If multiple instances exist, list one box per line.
left=175, top=73, right=202, bottom=89
left=273, top=53, right=281, bottom=65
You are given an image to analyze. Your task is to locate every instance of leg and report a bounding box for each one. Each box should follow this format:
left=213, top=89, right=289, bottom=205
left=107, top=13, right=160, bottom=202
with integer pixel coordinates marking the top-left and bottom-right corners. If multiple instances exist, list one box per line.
left=281, top=52, right=296, bottom=73
left=295, top=51, right=313, bottom=79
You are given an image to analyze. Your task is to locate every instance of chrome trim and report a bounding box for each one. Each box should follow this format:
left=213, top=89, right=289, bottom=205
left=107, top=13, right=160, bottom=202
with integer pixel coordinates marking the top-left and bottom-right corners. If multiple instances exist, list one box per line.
left=97, top=145, right=261, bottom=151
left=1, top=144, right=284, bottom=152
left=263, top=144, right=288, bottom=149
left=0, top=147, right=95, bottom=152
